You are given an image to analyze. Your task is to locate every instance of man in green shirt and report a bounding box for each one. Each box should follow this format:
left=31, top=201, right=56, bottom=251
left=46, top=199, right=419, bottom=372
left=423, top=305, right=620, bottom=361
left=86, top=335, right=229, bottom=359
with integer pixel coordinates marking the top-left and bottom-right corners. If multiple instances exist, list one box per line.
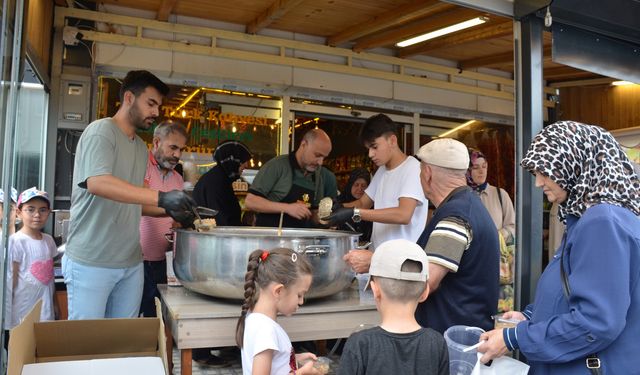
left=245, top=129, right=338, bottom=228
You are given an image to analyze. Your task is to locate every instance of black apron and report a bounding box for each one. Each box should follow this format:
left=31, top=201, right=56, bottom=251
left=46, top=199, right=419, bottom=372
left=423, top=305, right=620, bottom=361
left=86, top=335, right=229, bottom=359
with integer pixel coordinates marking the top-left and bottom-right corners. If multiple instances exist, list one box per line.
left=255, top=164, right=318, bottom=228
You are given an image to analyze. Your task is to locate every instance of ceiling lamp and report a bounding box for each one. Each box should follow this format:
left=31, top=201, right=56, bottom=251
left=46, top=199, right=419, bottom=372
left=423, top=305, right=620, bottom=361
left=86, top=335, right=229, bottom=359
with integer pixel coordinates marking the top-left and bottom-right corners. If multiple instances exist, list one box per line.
left=611, top=81, right=635, bottom=86
left=396, top=16, right=489, bottom=48
left=439, top=120, right=476, bottom=137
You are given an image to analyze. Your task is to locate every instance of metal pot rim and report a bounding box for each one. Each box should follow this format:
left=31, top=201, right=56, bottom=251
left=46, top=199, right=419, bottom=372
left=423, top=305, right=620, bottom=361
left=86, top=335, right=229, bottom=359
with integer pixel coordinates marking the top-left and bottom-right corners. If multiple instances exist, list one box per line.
left=174, top=226, right=361, bottom=239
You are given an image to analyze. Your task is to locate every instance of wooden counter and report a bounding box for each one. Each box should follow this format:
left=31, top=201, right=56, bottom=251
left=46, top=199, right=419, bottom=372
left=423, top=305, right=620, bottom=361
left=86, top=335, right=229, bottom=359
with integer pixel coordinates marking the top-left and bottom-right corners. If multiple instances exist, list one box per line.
left=158, top=284, right=379, bottom=375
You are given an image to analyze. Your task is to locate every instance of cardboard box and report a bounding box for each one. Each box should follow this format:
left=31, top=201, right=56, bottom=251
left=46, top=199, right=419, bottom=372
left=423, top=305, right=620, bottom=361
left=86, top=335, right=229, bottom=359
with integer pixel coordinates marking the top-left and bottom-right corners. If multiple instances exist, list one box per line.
left=8, top=299, right=168, bottom=375
left=21, top=356, right=165, bottom=375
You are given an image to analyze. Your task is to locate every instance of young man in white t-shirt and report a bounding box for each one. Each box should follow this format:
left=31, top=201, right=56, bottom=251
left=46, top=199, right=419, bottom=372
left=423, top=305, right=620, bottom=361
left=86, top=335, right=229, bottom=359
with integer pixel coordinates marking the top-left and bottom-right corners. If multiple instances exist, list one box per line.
left=325, top=114, right=427, bottom=273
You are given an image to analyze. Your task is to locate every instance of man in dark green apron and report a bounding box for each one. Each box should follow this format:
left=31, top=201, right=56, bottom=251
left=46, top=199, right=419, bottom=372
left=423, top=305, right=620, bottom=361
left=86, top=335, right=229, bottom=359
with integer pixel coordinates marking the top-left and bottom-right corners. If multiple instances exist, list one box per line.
left=245, top=129, right=338, bottom=228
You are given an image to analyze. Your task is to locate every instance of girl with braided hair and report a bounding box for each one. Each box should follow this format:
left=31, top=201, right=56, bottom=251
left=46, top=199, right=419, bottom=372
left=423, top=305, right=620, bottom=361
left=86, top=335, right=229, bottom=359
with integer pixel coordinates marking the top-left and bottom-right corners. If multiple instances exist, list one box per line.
left=236, top=248, right=321, bottom=375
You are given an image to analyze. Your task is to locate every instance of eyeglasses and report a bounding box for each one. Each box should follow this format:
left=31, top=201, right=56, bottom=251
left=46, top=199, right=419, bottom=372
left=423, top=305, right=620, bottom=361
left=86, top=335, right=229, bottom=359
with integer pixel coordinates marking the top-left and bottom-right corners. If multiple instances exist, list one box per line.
left=22, top=207, right=50, bottom=215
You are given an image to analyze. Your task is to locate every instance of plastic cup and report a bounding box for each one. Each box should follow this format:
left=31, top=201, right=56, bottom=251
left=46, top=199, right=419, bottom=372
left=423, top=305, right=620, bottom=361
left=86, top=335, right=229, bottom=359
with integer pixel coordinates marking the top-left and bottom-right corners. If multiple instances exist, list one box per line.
left=493, top=313, right=520, bottom=329
left=444, top=325, right=485, bottom=375
left=313, top=356, right=332, bottom=374
left=299, top=356, right=332, bottom=375
left=356, top=274, right=374, bottom=304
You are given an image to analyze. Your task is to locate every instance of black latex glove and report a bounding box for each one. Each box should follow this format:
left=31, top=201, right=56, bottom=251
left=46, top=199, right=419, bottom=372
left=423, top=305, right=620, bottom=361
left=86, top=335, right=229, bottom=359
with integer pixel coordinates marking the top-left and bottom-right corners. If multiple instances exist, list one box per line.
left=158, top=190, right=197, bottom=229
left=324, top=206, right=354, bottom=226
left=331, top=198, right=343, bottom=212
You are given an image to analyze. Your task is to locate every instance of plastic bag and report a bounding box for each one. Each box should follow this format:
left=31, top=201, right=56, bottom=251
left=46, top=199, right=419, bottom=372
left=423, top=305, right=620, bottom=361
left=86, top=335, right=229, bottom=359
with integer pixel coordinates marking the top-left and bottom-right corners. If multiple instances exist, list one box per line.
left=470, top=353, right=529, bottom=375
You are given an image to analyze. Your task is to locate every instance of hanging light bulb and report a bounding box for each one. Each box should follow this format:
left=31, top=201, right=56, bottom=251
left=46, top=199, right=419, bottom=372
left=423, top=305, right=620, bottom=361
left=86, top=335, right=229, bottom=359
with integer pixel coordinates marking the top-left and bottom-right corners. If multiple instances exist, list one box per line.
left=253, top=126, right=257, bottom=132
left=258, top=160, right=262, bottom=167
left=181, top=109, right=187, bottom=118
left=250, top=158, right=255, bottom=167
left=232, top=126, right=237, bottom=133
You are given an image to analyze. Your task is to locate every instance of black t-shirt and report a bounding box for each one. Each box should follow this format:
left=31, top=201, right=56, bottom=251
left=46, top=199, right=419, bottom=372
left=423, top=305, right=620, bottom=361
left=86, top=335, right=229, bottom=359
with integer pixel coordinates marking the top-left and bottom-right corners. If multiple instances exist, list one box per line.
left=192, top=165, right=241, bottom=226
left=338, top=326, right=449, bottom=375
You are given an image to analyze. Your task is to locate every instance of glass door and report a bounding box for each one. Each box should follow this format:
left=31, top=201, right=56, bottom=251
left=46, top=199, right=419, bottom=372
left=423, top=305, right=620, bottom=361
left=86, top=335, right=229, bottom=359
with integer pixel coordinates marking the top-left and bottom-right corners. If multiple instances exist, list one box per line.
left=0, top=0, right=28, bottom=368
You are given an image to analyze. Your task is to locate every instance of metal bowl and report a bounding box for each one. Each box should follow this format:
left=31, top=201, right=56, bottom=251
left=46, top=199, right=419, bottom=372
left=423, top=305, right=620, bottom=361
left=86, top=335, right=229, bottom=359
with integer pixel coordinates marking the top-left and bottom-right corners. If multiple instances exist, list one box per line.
left=171, top=227, right=359, bottom=300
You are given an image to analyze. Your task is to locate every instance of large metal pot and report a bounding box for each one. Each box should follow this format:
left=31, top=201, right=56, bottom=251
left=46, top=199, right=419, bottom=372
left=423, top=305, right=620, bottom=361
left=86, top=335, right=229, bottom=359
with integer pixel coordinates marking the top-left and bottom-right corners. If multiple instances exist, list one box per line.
left=172, top=227, right=359, bottom=300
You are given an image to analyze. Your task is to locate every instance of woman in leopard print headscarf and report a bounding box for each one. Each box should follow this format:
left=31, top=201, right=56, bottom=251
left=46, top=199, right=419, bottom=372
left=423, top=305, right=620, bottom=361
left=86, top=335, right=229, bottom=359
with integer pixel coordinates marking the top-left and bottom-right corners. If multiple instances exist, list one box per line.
left=520, top=120, right=640, bottom=222
left=477, top=121, right=640, bottom=375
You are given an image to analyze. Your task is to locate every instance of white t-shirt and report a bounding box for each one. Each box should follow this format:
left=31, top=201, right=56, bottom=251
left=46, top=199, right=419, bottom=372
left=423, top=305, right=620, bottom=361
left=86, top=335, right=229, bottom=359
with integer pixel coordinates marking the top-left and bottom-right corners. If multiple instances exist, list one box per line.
left=241, top=312, right=294, bottom=375
left=365, top=156, right=428, bottom=250
left=4, top=231, right=57, bottom=329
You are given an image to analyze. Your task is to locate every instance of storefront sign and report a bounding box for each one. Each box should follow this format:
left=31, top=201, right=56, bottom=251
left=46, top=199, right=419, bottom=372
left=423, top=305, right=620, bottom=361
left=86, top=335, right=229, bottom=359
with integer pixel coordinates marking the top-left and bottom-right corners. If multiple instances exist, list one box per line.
left=163, top=107, right=277, bottom=128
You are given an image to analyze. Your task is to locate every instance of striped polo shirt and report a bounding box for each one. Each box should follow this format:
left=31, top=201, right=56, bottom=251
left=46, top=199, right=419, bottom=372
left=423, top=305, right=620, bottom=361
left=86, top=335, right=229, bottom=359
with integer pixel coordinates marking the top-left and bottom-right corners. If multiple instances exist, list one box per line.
left=139, top=152, right=185, bottom=261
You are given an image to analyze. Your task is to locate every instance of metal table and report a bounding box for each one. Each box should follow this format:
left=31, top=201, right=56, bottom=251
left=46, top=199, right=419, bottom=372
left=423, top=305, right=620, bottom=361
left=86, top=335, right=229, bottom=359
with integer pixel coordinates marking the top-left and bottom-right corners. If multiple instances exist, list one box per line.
left=158, top=284, right=379, bottom=375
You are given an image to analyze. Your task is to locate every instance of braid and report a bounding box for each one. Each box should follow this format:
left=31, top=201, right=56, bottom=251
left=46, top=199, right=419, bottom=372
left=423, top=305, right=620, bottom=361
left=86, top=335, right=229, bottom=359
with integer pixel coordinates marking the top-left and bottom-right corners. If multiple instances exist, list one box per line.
left=235, top=248, right=313, bottom=349
left=235, top=250, right=262, bottom=348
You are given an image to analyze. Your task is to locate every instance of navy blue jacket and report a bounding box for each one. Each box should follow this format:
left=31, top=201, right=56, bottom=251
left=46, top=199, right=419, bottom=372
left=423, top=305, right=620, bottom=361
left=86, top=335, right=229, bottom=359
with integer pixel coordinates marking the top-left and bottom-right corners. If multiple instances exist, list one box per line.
left=416, top=186, right=500, bottom=333
left=503, top=204, right=640, bottom=374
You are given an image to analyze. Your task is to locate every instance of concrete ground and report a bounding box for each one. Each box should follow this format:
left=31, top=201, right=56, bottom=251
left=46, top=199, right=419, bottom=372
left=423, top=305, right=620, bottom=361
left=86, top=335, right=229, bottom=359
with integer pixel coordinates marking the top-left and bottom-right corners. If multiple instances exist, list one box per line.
left=171, top=346, right=341, bottom=375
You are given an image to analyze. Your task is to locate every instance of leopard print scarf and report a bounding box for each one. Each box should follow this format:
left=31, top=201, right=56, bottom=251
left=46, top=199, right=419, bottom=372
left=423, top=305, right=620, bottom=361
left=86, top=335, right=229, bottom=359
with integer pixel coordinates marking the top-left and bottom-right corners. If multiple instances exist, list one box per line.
left=521, top=121, right=640, bottom=222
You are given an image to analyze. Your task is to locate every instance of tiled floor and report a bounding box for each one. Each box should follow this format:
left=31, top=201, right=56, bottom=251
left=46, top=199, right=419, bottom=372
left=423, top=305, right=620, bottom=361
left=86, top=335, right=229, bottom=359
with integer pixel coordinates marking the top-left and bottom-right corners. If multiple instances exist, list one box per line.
left=171, top=347, right=341, bottom=375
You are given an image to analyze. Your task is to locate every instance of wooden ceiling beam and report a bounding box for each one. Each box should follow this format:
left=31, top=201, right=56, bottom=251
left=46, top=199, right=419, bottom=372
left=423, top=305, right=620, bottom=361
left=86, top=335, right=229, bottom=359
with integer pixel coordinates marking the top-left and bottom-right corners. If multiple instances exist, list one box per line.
left=157, top=0, right=179, bottom=21
left=327, top=0, right=450, bottom=47
left=352, top=7, right=481, bottom=52
left=544, top=66, right=599, bottom=82
left=544, top=65, right=596, bottom=79
left=459, top=45, right=551, bottom=70
left=247, top=0, right=306, bottom=35
left=398, top=20, right=512, bottom=58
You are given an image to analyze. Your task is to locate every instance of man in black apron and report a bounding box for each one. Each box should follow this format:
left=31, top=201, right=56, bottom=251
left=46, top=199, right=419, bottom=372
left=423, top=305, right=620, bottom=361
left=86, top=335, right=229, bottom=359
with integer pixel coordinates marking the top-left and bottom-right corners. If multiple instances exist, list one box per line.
left=245, top=129, right=338, bottom=228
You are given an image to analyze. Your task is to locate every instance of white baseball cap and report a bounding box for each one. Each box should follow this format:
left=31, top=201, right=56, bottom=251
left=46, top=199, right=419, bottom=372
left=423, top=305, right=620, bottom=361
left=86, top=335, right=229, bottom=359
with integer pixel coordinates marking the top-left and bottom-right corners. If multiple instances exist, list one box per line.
left=367, top=239, right=429, bottom=287
left=416, top=138, right=470, bottom=170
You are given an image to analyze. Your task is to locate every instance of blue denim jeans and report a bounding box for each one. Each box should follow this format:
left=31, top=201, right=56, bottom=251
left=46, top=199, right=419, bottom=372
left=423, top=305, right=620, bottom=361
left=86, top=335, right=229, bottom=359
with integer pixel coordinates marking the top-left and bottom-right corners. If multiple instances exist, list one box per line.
left=62, top=254, right=143, bottom=319
left=139, top=259, right=167, bottom=318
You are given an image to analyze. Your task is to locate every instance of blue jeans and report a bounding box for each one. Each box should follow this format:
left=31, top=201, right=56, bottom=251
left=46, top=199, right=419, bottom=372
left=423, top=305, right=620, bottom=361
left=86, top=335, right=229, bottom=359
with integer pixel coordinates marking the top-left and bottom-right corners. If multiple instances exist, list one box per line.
left=139, top=260, right=167, bottom=317
left=62, top=255, right=143, bottom=319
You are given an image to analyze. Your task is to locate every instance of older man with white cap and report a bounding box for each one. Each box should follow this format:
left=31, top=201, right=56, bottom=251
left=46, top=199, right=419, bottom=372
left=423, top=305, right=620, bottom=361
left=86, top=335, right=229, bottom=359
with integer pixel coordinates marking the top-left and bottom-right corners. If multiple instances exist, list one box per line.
left=414, top=138, right=500, bottom=333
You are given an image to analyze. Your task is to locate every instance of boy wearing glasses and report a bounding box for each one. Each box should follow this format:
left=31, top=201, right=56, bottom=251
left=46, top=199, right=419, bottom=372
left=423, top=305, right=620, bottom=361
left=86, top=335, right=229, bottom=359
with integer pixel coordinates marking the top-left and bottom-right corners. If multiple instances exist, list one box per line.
left=4, top=187, right=59, bottom=331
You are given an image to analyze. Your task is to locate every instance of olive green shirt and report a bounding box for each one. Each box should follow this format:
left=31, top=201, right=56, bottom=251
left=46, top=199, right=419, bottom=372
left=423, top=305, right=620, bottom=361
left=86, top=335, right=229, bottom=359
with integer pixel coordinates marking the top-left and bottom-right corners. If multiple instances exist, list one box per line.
left=248, top=153, right=338, bottom=206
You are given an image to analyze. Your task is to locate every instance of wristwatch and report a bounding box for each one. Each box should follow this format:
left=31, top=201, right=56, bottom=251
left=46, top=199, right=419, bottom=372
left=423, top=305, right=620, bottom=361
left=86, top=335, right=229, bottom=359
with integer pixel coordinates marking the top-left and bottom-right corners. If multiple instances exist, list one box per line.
left=352, top=208, right=362, bottom=223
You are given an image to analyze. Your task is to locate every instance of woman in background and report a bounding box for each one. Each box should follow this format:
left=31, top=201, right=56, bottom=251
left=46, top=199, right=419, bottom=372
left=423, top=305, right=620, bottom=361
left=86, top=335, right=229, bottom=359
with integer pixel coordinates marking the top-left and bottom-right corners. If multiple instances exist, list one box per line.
left=467, top=148, right=516, bottom=312
left=466, top=148, right=515, bottom=242
left=338, top=168, right=372, bottom=243
left=191, top=140, right=251, bottom=367
left=193, top=140, right=252, bottom=226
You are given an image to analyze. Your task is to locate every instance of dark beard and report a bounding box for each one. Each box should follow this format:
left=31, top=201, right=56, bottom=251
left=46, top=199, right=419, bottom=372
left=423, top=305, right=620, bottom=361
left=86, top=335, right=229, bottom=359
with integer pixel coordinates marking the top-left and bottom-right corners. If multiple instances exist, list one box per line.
left=129, top=100, right=153, bottom=130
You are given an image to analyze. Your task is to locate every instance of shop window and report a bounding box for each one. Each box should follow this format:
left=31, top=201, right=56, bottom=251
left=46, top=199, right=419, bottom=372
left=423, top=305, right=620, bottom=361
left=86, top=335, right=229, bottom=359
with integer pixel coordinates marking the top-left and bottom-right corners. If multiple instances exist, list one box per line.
left=97, top=77, right=282, bottom=183
left=12, top=62, right=48, bottom=192
left=417, top=118, right=515, bottom=200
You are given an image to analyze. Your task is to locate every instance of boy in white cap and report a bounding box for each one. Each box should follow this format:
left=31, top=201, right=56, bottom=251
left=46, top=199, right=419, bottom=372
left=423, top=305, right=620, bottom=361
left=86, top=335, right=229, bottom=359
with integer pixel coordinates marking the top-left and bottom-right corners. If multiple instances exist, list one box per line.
left=5, top=187, right=58, bottom=331
left=338, top=239, right=449, bottom=375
